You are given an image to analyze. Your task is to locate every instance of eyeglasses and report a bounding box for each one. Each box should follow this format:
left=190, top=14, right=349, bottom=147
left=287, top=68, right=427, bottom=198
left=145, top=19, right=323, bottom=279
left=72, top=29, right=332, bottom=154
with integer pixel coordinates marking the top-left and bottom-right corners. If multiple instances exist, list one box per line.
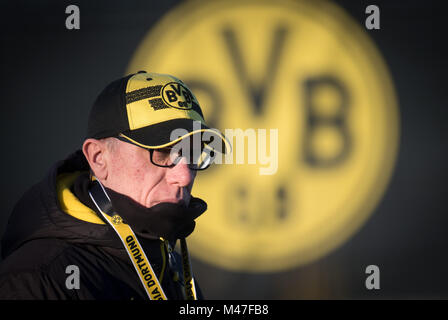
left=149, top=146, right=216, bottom=171
left=115, top=135, right=217, bottom=170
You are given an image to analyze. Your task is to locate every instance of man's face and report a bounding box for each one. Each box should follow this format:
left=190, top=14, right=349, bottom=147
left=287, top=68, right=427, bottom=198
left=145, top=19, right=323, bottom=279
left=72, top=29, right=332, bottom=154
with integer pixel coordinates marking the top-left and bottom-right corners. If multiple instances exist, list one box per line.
left=102, top=138, right=197, bottom=208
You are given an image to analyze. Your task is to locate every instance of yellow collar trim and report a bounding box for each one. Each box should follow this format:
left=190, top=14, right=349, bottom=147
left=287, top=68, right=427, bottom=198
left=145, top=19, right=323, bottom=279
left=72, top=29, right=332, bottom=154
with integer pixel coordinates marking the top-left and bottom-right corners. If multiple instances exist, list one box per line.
left=57, top=171, right=105, bottom=225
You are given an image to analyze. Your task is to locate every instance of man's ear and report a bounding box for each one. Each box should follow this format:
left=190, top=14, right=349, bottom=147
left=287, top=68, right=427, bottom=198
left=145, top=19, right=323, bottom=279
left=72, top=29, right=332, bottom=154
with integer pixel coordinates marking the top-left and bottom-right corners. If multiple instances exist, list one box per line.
left=82, top=138, right=108, bottom=180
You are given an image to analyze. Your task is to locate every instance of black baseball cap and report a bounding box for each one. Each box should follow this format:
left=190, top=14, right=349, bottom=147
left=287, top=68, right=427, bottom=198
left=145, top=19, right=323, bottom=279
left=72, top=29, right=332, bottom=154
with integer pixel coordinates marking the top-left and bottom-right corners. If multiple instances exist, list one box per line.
left=87, top=71, right=229, bottom=153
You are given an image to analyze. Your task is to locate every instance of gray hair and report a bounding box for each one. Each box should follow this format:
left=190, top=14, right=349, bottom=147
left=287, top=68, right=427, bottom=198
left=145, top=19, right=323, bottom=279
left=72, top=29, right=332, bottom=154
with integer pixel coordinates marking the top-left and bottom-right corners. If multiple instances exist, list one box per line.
left=101, top=137, right=119, bottom=153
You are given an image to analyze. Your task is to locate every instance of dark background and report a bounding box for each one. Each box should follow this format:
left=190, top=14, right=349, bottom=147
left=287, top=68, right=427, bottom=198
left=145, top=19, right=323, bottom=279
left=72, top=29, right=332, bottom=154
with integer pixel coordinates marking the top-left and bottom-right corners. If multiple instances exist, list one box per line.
left=0, top=0, right=447, bottom=299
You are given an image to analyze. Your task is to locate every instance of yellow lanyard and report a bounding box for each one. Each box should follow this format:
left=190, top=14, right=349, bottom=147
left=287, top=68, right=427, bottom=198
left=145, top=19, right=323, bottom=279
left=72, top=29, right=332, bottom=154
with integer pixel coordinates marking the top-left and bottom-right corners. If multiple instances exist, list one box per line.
left=180, top=238, right=197, bottom=300
left=88, top=179, right=197, bottom=300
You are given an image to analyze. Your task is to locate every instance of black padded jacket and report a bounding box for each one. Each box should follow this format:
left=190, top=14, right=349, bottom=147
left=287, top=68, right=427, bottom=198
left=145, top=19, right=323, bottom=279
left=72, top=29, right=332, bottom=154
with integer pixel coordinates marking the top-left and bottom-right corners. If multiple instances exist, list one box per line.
left=0, top=150, right=202, bottom=300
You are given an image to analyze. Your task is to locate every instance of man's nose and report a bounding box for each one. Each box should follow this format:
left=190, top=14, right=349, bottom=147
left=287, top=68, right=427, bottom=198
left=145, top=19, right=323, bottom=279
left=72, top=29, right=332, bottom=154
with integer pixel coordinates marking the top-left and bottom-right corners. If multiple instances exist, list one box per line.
left=166, top=157, right=195, bottom=187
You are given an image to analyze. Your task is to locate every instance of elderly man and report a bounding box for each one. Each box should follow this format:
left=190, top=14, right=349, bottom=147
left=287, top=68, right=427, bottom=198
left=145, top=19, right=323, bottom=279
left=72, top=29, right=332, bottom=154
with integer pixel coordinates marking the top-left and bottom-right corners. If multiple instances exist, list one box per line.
left=0, top=71, right=228, bottom=300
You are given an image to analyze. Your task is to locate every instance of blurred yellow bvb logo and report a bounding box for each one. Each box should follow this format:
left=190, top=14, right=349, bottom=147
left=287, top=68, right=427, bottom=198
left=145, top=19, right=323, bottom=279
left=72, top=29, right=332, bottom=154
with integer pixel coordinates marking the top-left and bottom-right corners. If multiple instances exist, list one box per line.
left=127, top=0, right=399, bottom=272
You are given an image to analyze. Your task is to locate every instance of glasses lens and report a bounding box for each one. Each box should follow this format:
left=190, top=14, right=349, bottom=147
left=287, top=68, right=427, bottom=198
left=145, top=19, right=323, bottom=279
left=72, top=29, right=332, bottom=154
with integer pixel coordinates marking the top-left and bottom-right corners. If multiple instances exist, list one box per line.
left=192, top=149, right=216, bottom=170
left=151, top=148, right=179, bottom=167
left=150, top=145, right=216, bottom=170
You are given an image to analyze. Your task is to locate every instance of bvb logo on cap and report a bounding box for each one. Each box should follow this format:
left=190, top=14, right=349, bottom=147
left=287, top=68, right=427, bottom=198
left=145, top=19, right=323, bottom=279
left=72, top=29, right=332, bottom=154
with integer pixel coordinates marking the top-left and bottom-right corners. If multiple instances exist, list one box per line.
left=161, top=82, right=197, bottom=110
left=127, top=0, right=399, bottom=272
